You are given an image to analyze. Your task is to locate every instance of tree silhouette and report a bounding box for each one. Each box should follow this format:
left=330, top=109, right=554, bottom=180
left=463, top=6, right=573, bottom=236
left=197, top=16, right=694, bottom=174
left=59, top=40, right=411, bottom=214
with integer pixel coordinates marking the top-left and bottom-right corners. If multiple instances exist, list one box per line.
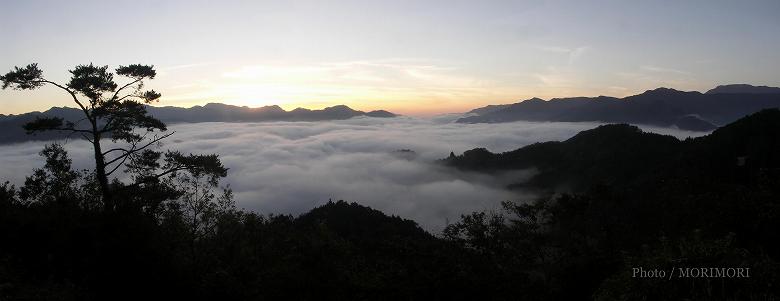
left=1, top=63, right=225, bottom=211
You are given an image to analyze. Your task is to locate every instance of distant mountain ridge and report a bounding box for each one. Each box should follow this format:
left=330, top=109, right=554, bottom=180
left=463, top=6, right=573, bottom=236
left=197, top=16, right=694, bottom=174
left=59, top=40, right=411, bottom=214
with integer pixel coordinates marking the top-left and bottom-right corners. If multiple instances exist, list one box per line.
left=459, top=84, right=780, bottom=131
left=706, top=84, right=780, bottom=94
left=0, top=103, right=397, bottom=144
left=144, top=103, right=397, bottom=122
left=444, top=108, right=780, bottom=192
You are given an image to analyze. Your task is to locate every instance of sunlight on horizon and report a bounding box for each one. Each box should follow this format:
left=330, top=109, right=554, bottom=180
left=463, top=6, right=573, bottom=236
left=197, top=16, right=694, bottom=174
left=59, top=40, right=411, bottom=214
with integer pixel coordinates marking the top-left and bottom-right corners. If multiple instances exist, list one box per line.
left=62, top=59, right=695, bottom=117
left=2, top=1, right=779, bottom=115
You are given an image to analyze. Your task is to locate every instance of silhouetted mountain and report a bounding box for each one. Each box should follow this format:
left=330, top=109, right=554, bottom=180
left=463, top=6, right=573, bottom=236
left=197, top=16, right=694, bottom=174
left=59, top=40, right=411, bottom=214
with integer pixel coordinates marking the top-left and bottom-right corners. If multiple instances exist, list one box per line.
left=465, top=103, right=511, bottom=115
left=442, top=109, right=780, bottom=300
left=445, top=108, right=780, bottom=192
left=146, top=103, right=396, bottom=122
left=365, top=110, right=397, bottom=118
left=390, top=149, right=418, bottom=160
left=0, top=103, right=398, bottom=144
left=0, top=107, right=89, bottom=144
left=296, top=200, right=432, bottom=242
left=458, top=85, right=780, bottom=131
left=706, top=84, right=780, bottom=94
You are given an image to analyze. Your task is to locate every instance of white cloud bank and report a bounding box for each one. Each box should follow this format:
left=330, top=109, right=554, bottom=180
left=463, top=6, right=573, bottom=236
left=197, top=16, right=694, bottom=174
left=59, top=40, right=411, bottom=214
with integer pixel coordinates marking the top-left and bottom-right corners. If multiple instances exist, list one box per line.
left=0, top=117, right=708, bottom=232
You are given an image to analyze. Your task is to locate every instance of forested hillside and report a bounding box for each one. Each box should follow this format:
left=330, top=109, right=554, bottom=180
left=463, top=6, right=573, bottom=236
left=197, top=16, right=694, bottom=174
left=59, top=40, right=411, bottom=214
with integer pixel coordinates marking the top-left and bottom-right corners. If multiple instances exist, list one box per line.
left=1, top=110, right=778, bottom=300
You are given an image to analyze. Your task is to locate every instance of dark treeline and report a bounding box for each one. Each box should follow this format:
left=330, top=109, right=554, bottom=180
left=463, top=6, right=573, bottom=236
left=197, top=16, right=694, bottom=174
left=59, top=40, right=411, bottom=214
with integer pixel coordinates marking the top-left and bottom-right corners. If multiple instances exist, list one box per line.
left=1, top=110, right=778, bottom=300
left=442, top=109, right=780, bottom=300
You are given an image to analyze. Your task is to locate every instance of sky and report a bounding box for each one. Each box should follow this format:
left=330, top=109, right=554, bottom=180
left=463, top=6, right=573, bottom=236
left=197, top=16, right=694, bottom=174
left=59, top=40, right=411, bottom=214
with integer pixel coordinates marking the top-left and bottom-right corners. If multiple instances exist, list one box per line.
left=1, top=0, right=780, bottom=115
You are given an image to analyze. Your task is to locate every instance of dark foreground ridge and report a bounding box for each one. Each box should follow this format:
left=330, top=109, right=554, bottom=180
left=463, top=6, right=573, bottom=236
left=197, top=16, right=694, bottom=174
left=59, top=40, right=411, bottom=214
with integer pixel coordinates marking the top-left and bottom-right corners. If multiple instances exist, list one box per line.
left=1, top=110, right=779, bottom=300
left=0, top=103, right=397, bottom=144
left=458, top=84, right=780, bottom=131
left=446, top=108, right=780, bottom=192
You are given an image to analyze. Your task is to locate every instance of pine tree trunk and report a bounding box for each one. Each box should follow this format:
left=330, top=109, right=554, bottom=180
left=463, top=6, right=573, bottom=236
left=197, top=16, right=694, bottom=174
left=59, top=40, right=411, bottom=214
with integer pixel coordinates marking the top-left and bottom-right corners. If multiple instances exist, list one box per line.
left=91, top=130, right=112, bottom=210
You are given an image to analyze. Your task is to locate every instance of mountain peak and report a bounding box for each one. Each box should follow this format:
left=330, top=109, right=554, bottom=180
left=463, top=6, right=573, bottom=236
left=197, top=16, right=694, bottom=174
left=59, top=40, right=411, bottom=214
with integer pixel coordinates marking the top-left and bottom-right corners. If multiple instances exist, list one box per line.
left=328, top=104, right=350, bottom=109
left=291, top=107, right=311, bottom=113
left=255, top=105, right=286, bottom=113
left=632, top=87, right=704, bottom=99
left=366, top=110, right=398, bottom=118
left=523, top=97, right=545, bottom=103
left=706, top=84, right=780, bottom=95
left=641, top=87, right=684, bottom=95
left=43, top=106, right=77, bottom=114
left=323, top=105, right=357, bottom=112
left=203, top=102, right=235, bottom=109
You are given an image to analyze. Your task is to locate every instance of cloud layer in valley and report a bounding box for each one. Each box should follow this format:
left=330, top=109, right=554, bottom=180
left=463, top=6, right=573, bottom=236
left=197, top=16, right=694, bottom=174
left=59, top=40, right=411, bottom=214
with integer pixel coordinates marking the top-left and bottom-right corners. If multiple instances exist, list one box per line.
left=0, top=117, right=708, bottom=232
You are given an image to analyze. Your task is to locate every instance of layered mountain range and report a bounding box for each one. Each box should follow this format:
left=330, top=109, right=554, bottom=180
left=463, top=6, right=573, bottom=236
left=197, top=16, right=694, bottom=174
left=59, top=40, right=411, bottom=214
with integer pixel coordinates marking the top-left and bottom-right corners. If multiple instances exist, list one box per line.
left=458, top=84, right=780, bottom=131
left=445, top=108, right=780, bottom=193
left=2, top=83, right=779, bottom=144
left=0, top=103, right=396, bottom=144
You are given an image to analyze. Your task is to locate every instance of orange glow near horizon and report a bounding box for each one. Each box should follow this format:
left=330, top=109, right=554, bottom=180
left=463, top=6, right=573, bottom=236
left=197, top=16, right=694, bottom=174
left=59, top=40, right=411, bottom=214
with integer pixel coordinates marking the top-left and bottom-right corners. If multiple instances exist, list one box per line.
left=3, top=1, right=780, bottom=116
left=153, top=97, right=511, bottom=117
left=0, top=60, right=738, bottom=117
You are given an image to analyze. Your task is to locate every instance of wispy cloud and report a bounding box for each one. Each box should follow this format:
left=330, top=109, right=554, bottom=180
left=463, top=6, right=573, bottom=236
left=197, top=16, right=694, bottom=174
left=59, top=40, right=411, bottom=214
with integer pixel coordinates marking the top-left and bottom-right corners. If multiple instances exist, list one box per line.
left=567, top=46, right=590, bottom=64
left=156, top=62, right=218, bottom=79
left=160, top=62, right=217, bottom=72
left=613, top=65, right=705, bottom=94
left=535, top=45, right=591, bottom=64
left=639, top=65, right=690, bottom=75
left=536, top=46, right=572, bottom=54
left=221, top=60, right=466, bottom=86
left=163, top=59, right=509, bottom=114
left=532, top=66, right=580, bottom=89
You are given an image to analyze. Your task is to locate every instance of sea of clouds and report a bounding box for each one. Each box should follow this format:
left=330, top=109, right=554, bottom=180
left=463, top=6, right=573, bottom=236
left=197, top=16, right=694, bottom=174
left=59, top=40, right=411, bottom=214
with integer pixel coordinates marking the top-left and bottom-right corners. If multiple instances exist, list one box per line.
left=0, top=117, right=708, bottom=232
